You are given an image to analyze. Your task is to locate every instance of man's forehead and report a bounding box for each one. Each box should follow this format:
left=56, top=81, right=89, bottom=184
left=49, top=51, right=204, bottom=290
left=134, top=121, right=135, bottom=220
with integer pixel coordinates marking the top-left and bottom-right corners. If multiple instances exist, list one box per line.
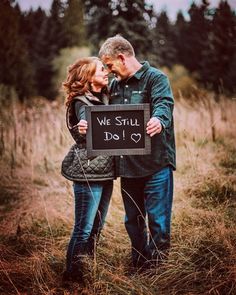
left=101, top=55, right=115, bottom=64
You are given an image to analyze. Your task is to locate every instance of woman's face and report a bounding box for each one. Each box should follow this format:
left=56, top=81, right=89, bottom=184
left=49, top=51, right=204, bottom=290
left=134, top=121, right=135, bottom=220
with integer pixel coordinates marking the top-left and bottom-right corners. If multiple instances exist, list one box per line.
left=91, top=60, right=109, bottom=89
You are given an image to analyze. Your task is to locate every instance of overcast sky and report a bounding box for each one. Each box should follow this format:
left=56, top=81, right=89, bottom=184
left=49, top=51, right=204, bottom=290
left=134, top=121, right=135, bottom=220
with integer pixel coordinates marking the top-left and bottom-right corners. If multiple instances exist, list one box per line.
left=17, top=0, right=236, bottom=21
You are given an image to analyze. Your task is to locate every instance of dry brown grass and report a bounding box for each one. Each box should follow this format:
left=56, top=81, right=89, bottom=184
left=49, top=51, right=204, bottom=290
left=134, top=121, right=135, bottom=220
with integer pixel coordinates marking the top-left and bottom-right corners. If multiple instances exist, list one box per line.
left=0, top=92, right=236, bottom=294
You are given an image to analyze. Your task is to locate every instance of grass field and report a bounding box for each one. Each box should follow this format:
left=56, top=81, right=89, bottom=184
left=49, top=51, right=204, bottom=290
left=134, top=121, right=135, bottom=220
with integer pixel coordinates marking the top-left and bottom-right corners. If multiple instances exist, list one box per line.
left=0, top=93, right=235, bottom=294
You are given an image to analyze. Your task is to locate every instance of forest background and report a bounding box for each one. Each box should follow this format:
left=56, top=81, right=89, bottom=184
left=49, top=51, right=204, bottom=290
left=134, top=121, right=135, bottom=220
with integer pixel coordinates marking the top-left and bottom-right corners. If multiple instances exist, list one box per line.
left=1, top=0, right=236, bottom=101
left=0, top=0, right=236, bottom=294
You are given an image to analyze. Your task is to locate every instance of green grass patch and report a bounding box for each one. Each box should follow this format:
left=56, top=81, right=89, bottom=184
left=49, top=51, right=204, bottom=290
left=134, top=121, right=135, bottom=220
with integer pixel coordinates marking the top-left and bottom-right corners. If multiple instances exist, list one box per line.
left=187, top=177, right=236, bottom=209
left=33, top=177, right=49, bottom=186
left=220, top=147, right=236, bottom=173
left=29, top=218, right=70, bottom=238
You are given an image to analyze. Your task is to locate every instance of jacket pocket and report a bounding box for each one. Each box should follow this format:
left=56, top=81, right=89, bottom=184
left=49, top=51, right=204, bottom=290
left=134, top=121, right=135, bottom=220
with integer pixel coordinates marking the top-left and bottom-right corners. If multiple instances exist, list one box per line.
left=131, top=90, right=148, bottom=104
left=110, top=91, right=121, bottom=103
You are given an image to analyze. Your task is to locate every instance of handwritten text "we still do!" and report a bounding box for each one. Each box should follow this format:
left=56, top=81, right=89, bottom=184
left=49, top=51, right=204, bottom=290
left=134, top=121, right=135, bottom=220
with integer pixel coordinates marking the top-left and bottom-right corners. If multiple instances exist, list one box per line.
left=96, top=115, right=142, bottom=143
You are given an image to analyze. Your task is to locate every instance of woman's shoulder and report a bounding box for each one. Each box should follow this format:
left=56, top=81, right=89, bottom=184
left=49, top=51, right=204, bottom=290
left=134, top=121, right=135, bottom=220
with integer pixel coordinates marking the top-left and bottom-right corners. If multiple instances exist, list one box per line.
left=72, top=94, right=94, bottom=106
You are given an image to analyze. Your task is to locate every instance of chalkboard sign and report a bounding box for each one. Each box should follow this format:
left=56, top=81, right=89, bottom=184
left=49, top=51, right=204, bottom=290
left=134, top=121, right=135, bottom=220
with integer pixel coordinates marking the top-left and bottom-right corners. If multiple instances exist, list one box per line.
left=85, top=104, right=151, bottom=157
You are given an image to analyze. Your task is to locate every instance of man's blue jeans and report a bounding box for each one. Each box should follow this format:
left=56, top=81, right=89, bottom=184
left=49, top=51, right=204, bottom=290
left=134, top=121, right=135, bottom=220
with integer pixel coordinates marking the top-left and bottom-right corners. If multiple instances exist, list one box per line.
left=66, top=180, right=113, bottom=274
left=121, top=166, right=173, bottom=267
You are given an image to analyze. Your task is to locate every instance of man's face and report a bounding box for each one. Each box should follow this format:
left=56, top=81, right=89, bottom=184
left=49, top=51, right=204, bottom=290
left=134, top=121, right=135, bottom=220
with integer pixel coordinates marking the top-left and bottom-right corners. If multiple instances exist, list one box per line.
left=102, top=55, right=128, bottom=81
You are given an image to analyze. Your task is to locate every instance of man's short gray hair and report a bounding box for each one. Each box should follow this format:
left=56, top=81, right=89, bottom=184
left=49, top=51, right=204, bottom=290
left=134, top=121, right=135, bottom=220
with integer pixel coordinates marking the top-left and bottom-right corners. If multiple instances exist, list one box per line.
left=99, top=35, right=135, bottom=58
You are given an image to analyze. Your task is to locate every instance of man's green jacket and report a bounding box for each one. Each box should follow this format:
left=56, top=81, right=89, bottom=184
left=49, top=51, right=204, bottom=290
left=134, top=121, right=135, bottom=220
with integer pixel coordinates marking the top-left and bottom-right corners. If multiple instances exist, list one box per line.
left=109, top=61, right=176, bottom=178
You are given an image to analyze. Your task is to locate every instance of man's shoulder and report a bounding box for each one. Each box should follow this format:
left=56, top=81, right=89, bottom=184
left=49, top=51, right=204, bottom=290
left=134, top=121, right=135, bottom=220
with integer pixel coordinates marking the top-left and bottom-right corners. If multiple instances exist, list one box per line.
left=145, top=64, right=167, bottom=79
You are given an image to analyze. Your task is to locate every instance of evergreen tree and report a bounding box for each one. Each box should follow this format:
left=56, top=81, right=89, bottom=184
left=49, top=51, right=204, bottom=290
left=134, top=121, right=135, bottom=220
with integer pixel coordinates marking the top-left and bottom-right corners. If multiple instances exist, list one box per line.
left=85, top=0, right=113, bottom=52
left=108, top=0, right=154, bottom=60
left=182, top=1, right=210, bottom=73
left=226, top=52, right=236, bottom=94
left=22, top=0, right=84, bottom=100
left=201, top=0, right=236, bottom=94
left=85, top=0, right=154, bottom=59
left=40, top=0, right=66, bottom=99
left=63, top=0, right=86, bottom=47
left=37, top=20, right=57, bottom=99
left=152, top=10, right=177, bottom=68
left=22, top=7, right=55, bottom=99
left=173, top=11, right=188, bottom=66
left=47, top=0, right=66, bottom=55
left=0, top=0, right=34, bottom=100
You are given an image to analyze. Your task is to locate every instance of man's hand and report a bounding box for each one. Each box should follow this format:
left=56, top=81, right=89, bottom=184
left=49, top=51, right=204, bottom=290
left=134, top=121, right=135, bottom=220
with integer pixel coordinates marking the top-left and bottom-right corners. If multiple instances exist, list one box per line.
left=146, top=117, right=162, bottom=137
left=78, top=119, right=88, bottom=134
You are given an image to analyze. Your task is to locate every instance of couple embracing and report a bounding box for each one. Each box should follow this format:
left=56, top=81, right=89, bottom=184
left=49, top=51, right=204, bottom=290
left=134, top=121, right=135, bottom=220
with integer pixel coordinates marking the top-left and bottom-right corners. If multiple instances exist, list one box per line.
left=61, top=35, right=176, bottom=284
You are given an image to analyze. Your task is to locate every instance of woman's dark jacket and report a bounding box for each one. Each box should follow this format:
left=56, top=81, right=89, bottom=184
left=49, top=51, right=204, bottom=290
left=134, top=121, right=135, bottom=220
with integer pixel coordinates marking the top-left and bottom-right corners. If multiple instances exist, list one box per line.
left=61, top=91, right=115, bottom=182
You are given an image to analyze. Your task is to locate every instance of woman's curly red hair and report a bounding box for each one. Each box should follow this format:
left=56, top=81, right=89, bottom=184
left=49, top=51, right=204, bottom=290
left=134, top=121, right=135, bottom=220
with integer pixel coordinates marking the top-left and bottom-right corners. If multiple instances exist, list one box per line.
left=62, top=57, right=99, bottom=106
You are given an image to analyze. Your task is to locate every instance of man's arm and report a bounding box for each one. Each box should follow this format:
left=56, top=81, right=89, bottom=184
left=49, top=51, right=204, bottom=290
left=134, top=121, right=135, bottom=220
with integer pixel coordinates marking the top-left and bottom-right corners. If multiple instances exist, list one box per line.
left=147, top=72, right=174, bottom=136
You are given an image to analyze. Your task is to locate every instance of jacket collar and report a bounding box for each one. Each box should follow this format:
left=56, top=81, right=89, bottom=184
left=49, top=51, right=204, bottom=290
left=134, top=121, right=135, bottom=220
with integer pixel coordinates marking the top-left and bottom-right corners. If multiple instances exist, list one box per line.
left=133, top=61, right=150, bottom=80
left=85, top=90, right=109, bottom=105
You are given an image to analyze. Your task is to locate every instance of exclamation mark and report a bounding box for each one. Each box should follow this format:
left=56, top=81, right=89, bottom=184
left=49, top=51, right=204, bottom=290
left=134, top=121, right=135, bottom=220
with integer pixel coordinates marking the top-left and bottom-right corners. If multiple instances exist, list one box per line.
left=123, top=130, right=125, bottom=140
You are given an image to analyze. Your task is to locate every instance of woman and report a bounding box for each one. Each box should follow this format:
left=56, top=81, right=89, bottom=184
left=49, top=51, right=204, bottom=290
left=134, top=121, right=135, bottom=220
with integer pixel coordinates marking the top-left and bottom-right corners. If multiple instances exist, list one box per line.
left=61, top=57, right=115, bottom=283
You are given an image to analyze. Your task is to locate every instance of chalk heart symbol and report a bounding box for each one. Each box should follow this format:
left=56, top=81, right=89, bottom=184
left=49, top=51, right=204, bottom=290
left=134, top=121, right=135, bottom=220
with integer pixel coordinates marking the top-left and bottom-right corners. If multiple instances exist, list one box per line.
left=131, top=133, right=141, bottom=143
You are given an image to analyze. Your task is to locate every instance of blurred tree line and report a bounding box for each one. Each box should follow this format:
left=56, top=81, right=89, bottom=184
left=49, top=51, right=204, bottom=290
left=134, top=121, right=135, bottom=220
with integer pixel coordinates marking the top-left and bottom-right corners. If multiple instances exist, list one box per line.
left=0, top=0, right=235, bottom=101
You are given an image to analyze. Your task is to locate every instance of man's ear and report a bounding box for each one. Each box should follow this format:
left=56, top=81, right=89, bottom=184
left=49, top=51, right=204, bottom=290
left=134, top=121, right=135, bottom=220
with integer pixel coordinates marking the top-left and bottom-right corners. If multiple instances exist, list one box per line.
left=117, top=53, right=125, bottom=65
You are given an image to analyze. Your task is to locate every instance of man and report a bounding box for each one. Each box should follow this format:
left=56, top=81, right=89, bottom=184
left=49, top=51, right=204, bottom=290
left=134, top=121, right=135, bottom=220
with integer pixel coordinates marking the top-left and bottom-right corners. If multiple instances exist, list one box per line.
left=98, top=35, right=176, bottom=270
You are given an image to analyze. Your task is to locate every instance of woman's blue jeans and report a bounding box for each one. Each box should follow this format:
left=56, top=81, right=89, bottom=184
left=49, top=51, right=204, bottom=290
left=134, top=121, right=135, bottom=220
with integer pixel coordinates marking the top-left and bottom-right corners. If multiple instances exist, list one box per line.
left=121, top=166, right=173, bottom=267
left=66, top=180, right=113, bottom=274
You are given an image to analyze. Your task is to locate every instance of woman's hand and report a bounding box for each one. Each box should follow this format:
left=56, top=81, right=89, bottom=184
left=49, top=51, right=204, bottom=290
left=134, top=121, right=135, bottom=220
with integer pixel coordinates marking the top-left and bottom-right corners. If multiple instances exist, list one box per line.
left=78, top=119, right=88, bottom=134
